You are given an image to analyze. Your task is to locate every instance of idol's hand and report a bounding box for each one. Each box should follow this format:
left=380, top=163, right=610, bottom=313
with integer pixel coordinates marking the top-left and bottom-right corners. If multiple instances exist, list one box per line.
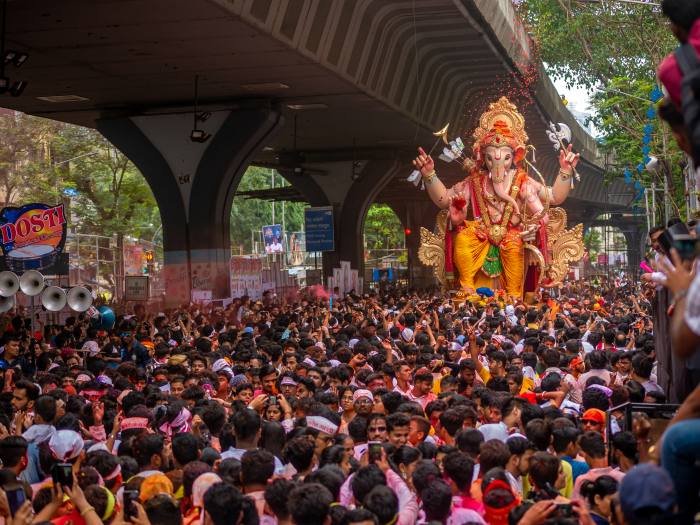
left=559, top=144, right=580, bottom=173
left=413, top=147, right=435, bottom=175
left=448, top=192, right=468, bottom=224
left=520, top=225, right=537, bottom=241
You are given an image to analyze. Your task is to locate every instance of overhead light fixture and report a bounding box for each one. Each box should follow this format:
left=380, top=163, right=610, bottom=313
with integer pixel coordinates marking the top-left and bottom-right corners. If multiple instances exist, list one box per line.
left=9, top=81, right=26, bottom=97
left=3, top=50, right=27, bottom=67
left=36, top=94, right=90, bottom=102
left=0, top=1, right=28, bottom=97
left=240, top=82, right=289, bottom=91
left=286, top=103, right=328, bottom=110
left=190, top=75, right=211, bottom=144
left=190, top=130, right=211, bottom=143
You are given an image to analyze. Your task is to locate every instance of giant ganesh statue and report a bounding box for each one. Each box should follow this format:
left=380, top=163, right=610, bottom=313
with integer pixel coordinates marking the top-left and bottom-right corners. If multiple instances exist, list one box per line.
left=415, top=97, right=585, bottom=300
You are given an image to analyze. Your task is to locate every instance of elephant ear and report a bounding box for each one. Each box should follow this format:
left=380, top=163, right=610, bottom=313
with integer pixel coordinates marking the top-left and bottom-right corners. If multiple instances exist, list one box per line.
left=513, top=145, right=526, bottom=165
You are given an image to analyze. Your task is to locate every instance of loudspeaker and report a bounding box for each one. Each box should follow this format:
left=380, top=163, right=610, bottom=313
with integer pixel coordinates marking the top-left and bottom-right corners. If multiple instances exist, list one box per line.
left=42, top=286, right=67, bottom=312
left=19, top=270, right=44, bottom=296
left=91, top=306, right=115, bottom=330
left=0, top=295, right=13, bottom=312
left=66, top=286, right=92, bottom=312
left=0, top=271, right=19, bottom=297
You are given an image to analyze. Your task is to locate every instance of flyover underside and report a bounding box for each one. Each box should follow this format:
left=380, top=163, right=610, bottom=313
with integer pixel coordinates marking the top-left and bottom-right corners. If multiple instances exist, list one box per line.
left=0, top=0, right=634, bottom=294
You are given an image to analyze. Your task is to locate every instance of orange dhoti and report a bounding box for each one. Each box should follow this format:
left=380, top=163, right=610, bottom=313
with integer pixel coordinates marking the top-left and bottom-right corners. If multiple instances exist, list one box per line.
left=453, top=220, right=524, bottom=297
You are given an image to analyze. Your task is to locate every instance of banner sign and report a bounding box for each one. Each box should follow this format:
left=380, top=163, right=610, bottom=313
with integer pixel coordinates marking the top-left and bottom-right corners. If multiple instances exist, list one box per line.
left=124, top=245, right=144, bottom=275
left=125, top=276, right=149, bottom=301
left=263, top=225, right=284, bottom=253
left=0, top=203, right=69, bottom=274
left=305, top=207, right=334, bottom=252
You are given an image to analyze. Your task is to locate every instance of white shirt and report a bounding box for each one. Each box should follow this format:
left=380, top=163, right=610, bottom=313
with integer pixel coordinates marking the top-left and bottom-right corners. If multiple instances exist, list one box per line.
left=477, top=422, right=509, bottom=442
left=684, top=272, right=700, bottom=336
left=221, top=447, right=286, bottom=475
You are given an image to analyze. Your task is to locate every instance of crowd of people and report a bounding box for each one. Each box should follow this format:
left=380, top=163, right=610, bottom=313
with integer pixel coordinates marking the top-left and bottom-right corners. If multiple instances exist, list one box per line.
left=0, top=268, right=688, bottom=525
left=0, top=1, right=698, bottom=525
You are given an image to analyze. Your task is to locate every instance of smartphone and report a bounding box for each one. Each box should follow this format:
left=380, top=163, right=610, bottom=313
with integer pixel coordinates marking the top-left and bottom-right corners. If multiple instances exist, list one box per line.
left=51, top=463, right=73, bottom=489
left=555, top=503, right=575, bottom=518
left=123, top=490, right=139, bottom=520
left=5, top=486, right=24, bottom=517
left=673, top=234, right=699, bottom=261
left=368, top=441, right=382, bottom=464
left=268, top=395, right=277, bottom=405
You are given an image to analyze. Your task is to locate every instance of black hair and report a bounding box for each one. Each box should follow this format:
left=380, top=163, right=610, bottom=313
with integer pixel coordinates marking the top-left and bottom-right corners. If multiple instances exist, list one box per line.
left=203, top=482, right=243, bottom=525
left=143, top=494, right=182, bottom=525
left=351, top=464, right=387, bottom=503
left=172, top=432, right=199, bottom=466
left=304, top=465, right=346, bottom=501
left=580, top=474, right=619, bottom=507
left=288, top=483, right=335, bottom=525
left=0, top=437, right=28, bottom=468
left=662, top=0, right=700, bottom=31
left=362, top=485, right=397, bottom=525
left=241, top=449, right=274, bottom=486
left=264, top=478, right=297, bottom=520
left=442, top=451, right=474, bottom=491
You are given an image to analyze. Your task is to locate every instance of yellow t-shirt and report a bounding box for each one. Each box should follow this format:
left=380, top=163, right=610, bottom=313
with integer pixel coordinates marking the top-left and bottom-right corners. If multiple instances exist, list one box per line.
left=520, top=377, right=534, bottom=394
left=522, top=457, right=572, bottom=499
left=478, top=367, right=491, bottom=384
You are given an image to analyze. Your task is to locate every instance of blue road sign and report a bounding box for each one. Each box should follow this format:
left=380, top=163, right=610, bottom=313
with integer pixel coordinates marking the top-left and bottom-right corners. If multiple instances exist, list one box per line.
left=305, top=207, right=334, bottom=252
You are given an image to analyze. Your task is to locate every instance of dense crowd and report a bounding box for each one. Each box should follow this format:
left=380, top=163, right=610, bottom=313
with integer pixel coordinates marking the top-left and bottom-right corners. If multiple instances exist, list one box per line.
left=0, top=1, right=699, bottom=525
left=0, top=270, right=687, bottom=525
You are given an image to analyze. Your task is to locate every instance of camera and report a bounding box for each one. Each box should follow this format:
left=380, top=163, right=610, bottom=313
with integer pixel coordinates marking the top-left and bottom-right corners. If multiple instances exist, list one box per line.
left=657, top=222, right=700, bottom=260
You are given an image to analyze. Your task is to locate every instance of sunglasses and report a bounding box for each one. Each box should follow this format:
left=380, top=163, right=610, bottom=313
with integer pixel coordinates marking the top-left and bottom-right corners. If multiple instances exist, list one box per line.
left=120, top=333, right=132, bottom=337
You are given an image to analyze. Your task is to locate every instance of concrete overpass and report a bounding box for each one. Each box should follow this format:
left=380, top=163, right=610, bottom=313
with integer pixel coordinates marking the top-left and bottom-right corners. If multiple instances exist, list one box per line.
left=3, top=0, right=641, bottom=303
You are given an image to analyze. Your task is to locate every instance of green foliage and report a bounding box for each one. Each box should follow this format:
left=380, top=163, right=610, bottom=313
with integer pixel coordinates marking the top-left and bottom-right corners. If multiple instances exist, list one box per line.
left=583, top=228, right=603, bottom=259
left=1, top=113, right=161, bottom=243
left=515, top=0, right=686, bottom=221
left=363, top=205, right=406, bottom=263
left=229, top=167, right=305, bottom=252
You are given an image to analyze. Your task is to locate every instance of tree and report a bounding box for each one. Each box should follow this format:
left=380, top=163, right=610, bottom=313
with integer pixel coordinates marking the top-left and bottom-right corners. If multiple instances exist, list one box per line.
left=583, top=228, right=603, bottom=259
left=515, top=0, right=686, bottom=221
left=0, top=112, right=60, bottom=207
left=363, top=205, right=405, bottom=264
left=229, top=167, right=305, bottom=253
left=41, top=124, right=160, bottom=242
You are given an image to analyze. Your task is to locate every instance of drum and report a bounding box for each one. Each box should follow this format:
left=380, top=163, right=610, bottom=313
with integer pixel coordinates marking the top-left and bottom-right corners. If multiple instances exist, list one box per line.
left=7, top=244, right=58, bottom=272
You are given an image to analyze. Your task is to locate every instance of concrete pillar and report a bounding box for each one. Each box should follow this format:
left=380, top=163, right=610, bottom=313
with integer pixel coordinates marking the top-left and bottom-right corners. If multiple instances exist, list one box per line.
left=388, top=201, right=439, bottom=289
left=96, top=103, right=284, bottom=306
left=280, top=159, right=402, bottom=281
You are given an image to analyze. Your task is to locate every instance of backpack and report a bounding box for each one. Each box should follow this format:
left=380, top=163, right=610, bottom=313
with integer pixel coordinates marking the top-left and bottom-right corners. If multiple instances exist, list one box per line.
left=675, top=42, right=700, bottom=162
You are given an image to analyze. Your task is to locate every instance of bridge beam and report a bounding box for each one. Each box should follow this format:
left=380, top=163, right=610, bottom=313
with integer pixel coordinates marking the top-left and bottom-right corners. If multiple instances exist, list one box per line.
left=96, top=105, right=285, bottom=306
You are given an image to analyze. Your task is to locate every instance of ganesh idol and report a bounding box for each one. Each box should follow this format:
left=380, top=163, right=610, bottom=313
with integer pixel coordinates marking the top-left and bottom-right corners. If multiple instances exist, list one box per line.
left=413, top=98, right=580, bottom=298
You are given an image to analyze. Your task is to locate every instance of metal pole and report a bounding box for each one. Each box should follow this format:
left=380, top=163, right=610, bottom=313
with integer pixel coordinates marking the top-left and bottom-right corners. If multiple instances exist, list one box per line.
left=651, top=183, right=656, bottom=226
left=645, top=189, right=650, bottom=232
left=29, top=295, right=36, bottom=369
left=76, top=234, right=80, bottom=283
left=96, top=235, right=99, bottom=292
left=271, top=169, right=275, bottom=225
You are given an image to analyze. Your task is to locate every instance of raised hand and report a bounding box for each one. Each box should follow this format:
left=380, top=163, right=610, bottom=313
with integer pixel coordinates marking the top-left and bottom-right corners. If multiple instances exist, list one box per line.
left=413, top=147, right=435, bottom=175
left=559, top=144, right=580, bottom=173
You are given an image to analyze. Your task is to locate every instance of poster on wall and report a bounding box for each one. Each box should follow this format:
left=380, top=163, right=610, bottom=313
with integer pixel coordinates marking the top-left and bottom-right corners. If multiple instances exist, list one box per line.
left=124, top=245, right=144, bottom=275
left=286, top=231, right=305, bottom=265
left=348, top=270, right=359, bottom=294
left=263, top=225, right=284, bottom=253
left=0, top=203, right=69, bottom=275
left=231, top=258, right=263, bottom=300
left=340, top=261, right=351, bottom=298
left=333, top=268, right=342, bottom=297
